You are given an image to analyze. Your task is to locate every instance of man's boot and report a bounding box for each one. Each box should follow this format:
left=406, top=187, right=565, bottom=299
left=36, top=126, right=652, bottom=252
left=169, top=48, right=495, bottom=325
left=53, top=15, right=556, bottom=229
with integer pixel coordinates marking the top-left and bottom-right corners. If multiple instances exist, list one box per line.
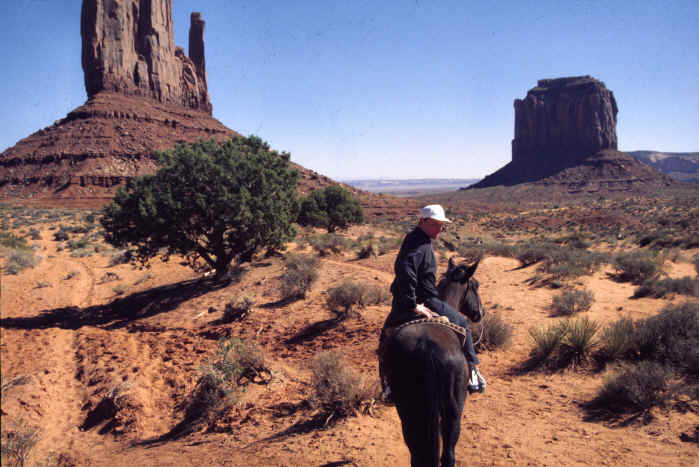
left=467, top=364, right=486, bottom=394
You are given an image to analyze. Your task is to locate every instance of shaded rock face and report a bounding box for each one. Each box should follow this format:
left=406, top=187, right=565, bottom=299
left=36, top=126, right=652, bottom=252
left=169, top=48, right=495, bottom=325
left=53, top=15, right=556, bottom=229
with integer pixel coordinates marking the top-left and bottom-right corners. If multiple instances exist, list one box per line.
left=512, top=76, right=618, bottom=165
left=81, top=0, right=211, bottom=113
left=469, top=75, right=675, bottom=193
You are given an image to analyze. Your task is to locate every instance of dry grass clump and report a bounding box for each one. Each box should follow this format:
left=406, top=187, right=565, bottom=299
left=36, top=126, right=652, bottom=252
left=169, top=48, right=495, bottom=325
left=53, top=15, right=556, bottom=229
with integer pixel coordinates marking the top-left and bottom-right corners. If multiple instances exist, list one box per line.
left=552, top=288, right=595, bottom=315
left=0, top=418, right=40, bottom=467
left=222, top=296, right=254, bottom=322
left=471, top=312, right=513, bottom=351
left=590, top=362, right=674, bottom=415
left=528, top=316, right=599, bottom=369
left=190, top=338, right=269, bottom=426
left=514, top=239, right=606, bottom=279
left=692, top=253, right=699, bottom=276
left=587, top=303, right=698, bottom=418
left=612, top=250, right=663, bottom=284
left=633, top=277, right=699, bottom=298
left=326, top=280, right=390, bottom=314
left=108, top=249, right=132, bottom=266
left=306, top=233, right=350, bottom=256
left=4, top=250, right=41, bottom=275
left=281, top=253, right=320, bottom=299
left=309, top=350, right=378, bottom=422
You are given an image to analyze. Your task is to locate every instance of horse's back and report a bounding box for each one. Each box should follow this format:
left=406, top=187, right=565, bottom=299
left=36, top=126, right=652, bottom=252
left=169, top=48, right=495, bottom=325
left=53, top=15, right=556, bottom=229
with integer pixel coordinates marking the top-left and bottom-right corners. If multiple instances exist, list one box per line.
left=384, top=323, right=467, bottom=467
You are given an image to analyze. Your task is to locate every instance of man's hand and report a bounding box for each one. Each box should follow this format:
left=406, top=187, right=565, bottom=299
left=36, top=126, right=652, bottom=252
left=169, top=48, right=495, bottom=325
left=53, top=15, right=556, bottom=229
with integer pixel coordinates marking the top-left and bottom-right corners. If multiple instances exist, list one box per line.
left=415, top=304, right=434, bottom=319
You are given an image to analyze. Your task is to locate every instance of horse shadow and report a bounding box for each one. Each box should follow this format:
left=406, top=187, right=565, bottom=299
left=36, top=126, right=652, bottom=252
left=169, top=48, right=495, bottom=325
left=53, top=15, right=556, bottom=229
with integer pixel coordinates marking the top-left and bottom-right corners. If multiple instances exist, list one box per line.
left=0, top=276, right=232, bottom=331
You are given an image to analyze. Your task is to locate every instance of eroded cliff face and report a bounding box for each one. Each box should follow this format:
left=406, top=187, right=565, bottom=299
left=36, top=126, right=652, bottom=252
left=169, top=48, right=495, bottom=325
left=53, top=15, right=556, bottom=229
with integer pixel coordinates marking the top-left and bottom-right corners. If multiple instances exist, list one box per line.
left=81, top=0, right=211, bottom=113
left=469, top=76, right=674, bottom=192
left=512, top=76, right=618, bottom=165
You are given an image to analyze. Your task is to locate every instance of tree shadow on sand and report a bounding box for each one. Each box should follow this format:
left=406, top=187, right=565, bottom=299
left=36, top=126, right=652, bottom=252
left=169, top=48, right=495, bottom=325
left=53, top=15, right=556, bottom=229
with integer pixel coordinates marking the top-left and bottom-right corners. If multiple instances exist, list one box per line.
left=0, top=276, right=232, bottom=331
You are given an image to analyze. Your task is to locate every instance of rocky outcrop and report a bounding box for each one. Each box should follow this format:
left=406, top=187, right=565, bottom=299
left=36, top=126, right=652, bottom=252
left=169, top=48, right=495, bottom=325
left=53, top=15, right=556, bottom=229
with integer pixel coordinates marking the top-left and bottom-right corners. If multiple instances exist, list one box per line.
left=81, top=0, right=211, bottom=113
left=469, top=76, right=674, bottom=192
left=512, top=76, right=618, bottom=165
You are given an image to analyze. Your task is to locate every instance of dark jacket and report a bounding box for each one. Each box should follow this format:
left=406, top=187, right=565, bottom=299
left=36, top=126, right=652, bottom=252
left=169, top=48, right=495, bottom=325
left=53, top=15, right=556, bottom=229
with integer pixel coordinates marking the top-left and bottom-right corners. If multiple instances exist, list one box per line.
left=390, top=227, right=440, bottom=313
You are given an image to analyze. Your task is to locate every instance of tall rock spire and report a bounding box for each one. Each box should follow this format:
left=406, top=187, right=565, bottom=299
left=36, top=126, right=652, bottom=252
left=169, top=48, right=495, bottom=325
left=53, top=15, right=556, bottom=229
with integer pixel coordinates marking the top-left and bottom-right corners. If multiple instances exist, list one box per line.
left=80, top=0, right=212, bottom=114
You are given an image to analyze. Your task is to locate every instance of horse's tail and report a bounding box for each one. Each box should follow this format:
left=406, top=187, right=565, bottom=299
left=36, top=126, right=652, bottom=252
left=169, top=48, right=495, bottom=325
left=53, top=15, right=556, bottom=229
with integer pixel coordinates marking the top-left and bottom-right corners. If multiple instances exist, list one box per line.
left=424, top=348, right=441, bottom=466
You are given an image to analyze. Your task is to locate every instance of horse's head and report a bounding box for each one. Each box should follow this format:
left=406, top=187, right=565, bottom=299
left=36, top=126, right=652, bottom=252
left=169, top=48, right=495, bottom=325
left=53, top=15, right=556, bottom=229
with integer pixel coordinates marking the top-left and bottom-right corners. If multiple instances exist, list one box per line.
left=438, top=257, right=486, bottom=323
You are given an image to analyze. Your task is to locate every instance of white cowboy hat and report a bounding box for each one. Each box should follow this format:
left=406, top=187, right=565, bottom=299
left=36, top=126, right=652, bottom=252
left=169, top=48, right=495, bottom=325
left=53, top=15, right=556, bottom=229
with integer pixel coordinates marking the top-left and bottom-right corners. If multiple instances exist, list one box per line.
left=420, top=205, right=451, bottom=223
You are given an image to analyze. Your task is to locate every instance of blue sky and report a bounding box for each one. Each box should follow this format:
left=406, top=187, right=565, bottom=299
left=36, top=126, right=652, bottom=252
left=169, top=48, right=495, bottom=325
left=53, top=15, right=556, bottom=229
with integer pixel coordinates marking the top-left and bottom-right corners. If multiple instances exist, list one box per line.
left=1, top=0, right=698, bottom=179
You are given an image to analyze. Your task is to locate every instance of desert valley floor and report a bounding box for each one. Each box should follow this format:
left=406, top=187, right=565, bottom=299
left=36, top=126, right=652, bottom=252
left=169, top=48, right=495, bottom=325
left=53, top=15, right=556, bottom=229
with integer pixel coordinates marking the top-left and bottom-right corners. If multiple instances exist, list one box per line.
left=1, top=198, right=698, bottom=466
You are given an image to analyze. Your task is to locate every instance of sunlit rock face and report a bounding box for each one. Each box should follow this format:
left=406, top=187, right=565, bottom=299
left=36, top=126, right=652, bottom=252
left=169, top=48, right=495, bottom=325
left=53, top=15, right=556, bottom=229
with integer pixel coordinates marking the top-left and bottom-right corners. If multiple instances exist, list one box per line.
left=81, top=0, right=211, bottom=113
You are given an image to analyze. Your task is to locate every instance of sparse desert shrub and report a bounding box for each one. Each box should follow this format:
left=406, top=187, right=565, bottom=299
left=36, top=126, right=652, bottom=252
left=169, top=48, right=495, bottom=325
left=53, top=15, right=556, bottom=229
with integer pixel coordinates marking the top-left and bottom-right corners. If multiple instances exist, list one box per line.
left=0, top=232, right=29, bottom=250
left=514, top=239, right=605, bottom=279
left=552, top=288, right=595, bottom=315
left=633, top=277, right=699, bottom=298
left=34, top=281, right=51, bottom=289
left=559, top=316, right=600, bottom=367
left=113, top=284, right=126, bottom=295
left=99, top=272, right=120, bottom=283
left=309, top=350, right=378, bottom=420
left=472, top=312, right=513, bottom=351
left=592, top=361, right=673, bottom=413
left=27, top=228, right=40, bottom=240
left=308, top=233, right=349, bottom=256
left=377, top=235, right=402, bottom=255
left=632, top=302, right=699, bottom=370
left=197, top=337, right=268, bottom=409
left=613, top=250, right=663, bottom=284
left=222, top=296, right=254, bottom=322
left=133, top=272, right=154, bottom=285
left=514, top=239, right=555, bottom=266
left=4, top=250, right=40, bottom=275
left=326, top=280, right=390, bottom=314
left=0, top=418, right=40, bottom=467
left=108, top=249, right=132, bottom=266
left=597, top=317, right=635, bottom=363
left=281, top=253, right=320, bottom=299
left=693, top=253, right=699, bottom=276
left=356, top=242, right=379, bottom=259
left=70, top=248, right=93, bottom=258
left=64, top=271, right=80, bottom=280
left=67, top=236, right=89, bottom=251
left=53, top=229, right=69, bottom=242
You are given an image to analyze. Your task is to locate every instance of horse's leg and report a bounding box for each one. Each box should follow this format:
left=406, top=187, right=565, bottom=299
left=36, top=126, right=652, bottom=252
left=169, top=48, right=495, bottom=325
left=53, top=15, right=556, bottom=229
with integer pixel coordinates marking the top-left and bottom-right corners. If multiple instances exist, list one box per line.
left=440, top=361, right=467, bottom=467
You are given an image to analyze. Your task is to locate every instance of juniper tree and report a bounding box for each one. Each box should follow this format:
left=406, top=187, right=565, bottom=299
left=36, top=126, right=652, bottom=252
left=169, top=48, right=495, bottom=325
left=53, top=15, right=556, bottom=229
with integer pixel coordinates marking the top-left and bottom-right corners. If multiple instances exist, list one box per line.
left=101, top=136, right=299, bottom=278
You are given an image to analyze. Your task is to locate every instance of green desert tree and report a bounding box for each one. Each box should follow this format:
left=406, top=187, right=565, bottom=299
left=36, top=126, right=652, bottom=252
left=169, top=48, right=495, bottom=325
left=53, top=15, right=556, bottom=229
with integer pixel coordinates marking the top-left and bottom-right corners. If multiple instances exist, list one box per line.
left=298, top=185, right=364, bottom=232
left=101, top=136, right=299, bottom=278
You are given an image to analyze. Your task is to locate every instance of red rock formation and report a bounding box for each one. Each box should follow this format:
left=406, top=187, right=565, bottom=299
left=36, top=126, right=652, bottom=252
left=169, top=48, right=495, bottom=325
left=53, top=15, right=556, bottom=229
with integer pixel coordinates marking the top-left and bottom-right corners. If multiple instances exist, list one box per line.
left=0, top=0, right=416, bottom=218
left=81, top=0, right=211, bottom=113
left=470, top=76, right=674, bottom=192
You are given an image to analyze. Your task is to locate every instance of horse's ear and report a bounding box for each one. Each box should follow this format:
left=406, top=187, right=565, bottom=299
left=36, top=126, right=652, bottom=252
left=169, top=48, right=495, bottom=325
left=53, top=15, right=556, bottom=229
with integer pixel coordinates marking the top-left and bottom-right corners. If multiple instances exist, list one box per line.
left=448, top=257, right=456, bottom=273
left=463, top=259, right=480, bottom=280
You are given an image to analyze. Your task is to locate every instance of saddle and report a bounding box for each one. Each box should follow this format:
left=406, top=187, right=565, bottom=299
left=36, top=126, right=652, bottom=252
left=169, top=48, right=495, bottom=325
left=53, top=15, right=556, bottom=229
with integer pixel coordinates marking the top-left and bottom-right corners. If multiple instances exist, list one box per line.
left=383, top=315, right=467, bottom=347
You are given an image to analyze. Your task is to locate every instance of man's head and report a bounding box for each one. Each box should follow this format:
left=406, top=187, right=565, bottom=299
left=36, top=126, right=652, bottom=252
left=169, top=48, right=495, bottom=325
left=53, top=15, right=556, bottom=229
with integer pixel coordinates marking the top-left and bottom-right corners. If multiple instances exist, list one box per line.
left=418, top=204, right=451, bottom=239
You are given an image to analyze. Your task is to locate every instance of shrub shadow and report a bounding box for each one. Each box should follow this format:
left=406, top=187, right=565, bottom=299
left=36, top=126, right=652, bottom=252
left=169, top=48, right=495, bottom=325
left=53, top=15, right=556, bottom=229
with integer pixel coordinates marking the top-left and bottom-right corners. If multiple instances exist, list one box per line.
left=285, top=312, right=349, bottom=346
left=0, top=276, right=232, bottom=331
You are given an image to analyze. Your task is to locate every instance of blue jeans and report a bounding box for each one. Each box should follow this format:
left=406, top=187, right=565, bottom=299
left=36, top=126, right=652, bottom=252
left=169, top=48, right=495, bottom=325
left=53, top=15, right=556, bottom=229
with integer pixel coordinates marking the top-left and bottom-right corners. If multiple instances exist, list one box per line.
left=424, top=297, right=480, bottom=365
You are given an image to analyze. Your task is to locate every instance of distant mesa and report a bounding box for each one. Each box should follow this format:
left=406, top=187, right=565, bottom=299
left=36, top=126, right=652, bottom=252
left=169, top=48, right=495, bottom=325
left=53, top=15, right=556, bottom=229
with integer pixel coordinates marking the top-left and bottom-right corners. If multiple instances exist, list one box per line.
left=469, top=76, right=675, bottom=193
left=0, top=0, right=411, bottom=217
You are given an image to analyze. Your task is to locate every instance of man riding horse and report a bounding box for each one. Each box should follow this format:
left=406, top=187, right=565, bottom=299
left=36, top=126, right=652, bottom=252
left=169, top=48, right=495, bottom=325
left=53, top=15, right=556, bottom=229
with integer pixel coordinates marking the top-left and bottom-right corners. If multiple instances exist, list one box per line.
left=380, top=204, right=486, bottom=395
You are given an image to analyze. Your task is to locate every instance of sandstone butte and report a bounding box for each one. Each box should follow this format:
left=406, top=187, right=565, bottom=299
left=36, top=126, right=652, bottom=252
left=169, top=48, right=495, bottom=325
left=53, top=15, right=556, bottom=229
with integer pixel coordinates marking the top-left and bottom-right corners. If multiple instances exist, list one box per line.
left=0, top=0, right=416, bottom=218
left=468, top=76, right=676, bottom=194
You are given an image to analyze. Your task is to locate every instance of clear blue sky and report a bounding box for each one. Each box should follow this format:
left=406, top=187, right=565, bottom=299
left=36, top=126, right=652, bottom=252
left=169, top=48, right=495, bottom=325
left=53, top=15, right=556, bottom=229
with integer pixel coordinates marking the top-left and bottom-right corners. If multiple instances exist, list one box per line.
left=1, top=0, right=698, bottom=179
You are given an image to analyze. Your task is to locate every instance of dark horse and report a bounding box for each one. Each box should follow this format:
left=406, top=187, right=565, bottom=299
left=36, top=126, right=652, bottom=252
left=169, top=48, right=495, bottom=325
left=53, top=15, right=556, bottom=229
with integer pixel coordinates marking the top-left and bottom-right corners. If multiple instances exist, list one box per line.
left=382, top=258, right=485, bottom=467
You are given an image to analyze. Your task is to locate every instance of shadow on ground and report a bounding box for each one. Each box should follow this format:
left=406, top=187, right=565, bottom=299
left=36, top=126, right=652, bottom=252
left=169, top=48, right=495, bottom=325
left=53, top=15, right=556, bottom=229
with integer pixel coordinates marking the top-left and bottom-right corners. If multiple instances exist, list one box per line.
left=0, top=277, right=232, bottom=331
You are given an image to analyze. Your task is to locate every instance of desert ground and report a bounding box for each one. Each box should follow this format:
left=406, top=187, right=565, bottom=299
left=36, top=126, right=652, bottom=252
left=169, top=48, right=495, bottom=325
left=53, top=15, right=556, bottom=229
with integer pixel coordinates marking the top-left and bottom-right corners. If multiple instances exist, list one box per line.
left=1, top=194, right=698, bottom=466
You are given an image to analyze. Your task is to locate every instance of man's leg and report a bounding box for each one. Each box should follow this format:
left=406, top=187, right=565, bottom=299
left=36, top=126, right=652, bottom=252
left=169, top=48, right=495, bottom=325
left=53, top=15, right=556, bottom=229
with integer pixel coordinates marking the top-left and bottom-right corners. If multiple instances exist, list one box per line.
left=425, top=297, right=486, bottom=392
